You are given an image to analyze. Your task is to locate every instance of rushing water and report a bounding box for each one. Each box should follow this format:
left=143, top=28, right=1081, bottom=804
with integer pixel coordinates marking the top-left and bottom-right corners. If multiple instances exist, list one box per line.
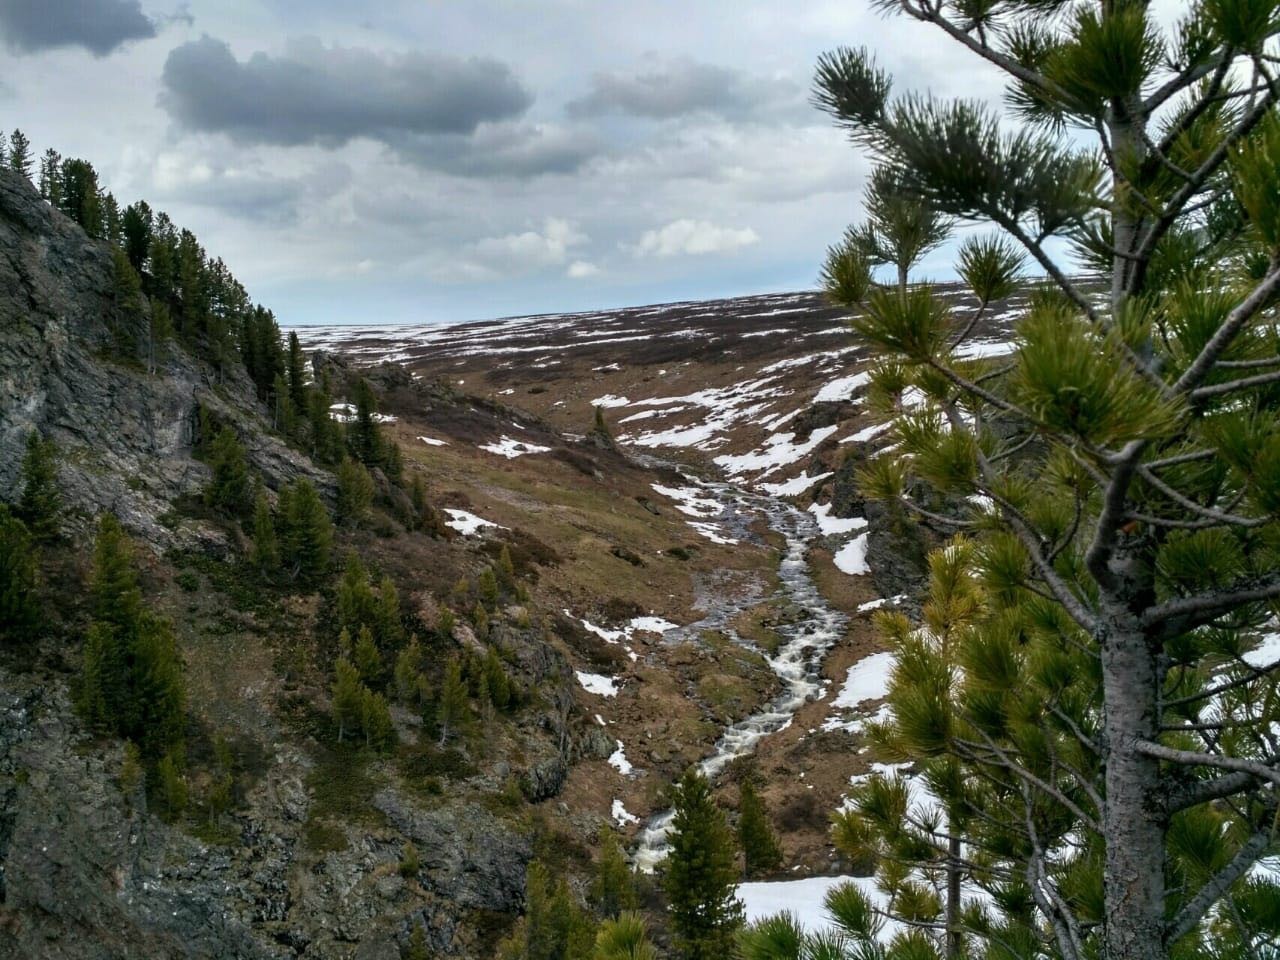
left=631, top=479, right=850, bottom=873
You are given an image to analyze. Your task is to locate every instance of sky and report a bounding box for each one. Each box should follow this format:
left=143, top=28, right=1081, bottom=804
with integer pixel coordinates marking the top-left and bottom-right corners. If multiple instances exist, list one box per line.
left=0, top=0, right=1014, bottom=326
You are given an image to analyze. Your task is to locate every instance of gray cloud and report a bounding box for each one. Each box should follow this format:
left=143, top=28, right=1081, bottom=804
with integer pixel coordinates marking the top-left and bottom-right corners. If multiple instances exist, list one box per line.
left=160, top=36, right=533, bottom=147
left=390, top=120, right=603, bottom=179
left=567, top=57, right=800, bottom=121
left=0, top=0, right=155, bottom=56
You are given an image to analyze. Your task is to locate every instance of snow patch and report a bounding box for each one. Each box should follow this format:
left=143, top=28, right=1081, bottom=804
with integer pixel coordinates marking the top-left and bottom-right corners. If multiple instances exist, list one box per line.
left=833, top=534, right=871, bottom=575
left=575, top=671, right=619, bottom=698
left=442, top=509, right=506, bottom=536
left=479, top=436, right=552, bottom=458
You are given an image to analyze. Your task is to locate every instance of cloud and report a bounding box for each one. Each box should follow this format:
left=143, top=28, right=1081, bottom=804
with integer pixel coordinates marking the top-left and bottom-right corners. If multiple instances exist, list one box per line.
left=634, top=219, right=759, bottom=258
left=567, top=56, right=801, bottom=121
left=430, top=218, right=589, bottom=282
left=391, top=120, right=602, bottom=178
left=566, top=260, right=600, bottom=279
left=0, top=0, right=155, bottom=56
left=160, top=36, right=532, bottom=147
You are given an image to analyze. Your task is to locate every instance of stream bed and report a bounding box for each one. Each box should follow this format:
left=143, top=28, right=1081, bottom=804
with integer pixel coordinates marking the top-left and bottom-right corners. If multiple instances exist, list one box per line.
left=631, top=479, right=852, bottom=872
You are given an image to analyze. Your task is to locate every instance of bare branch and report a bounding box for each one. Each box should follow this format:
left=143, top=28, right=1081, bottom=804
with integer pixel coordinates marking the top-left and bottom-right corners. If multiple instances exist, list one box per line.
left=1142, top=572, right=1280, bottom=636
left=1167, top=831, right=1272, bottom=942
left=1135, top=739, right=1280, bottom=789
left=1190, top=368, right=1280, bottom=400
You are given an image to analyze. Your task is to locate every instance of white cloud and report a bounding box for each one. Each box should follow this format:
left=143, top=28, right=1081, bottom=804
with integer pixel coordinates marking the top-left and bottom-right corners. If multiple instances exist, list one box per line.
left=567, top=260, right=601, bottom=279
left=634, top=218, right=760, bottom=258
left=470, top=217, right=587, bottom=270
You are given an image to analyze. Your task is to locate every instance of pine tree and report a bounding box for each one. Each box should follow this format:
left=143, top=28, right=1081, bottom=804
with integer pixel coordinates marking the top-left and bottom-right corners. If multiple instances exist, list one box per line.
left=331, top=658, right=362, bottom=743
left=663, top=770, right=743, bottom=959
left=737, top=779, right=782, bottom=879
left=497, top=545, right=518, bottom=593
left=16, top=431, right=60, bottom=541
left=8, top=129, right=31, bottom=179
left=336, top=551, right=377, bottom=635
left=349, top=378, right=382, bottom=466
left=203, top=427, right=250, bottom=515
left=360, top=687, right=393, bottom=749
left=110, top=246, right=144, bottom=354
left=590, top=827, right=637, bottom=919
left=499, top=862, right=595, bottom=960
left=78, top=515, right=185, bottom=757
left=394, top=638, right=423, bottom=704
left=286, top=332, right=308, bottom=414
left=478, top=567, right=500, bottom=611
left=592, top=913, right=656, bottom=960
left=336, top=457, right=373, bottom=527
left=0, top=506, right=39, bottom=644
left=38, top=148, right=61, bottom=204
left=121, top=200, right=152, bottom=272
left=406, top=924, right=430, bottom=960
left=376, top=576, right=403, bottom=647
left=436, top=656, right=469, bottom=746
left=353, top=625, right=382, bottom=684
left=250, top=483, right=279, bottom=573
left=805, top=9, right=1280, bottom=958
left=281, top=479, right=332, bottom=584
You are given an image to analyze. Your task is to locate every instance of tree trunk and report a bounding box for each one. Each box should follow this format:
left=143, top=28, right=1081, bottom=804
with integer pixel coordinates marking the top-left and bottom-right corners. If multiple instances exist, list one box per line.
left=1100, top=610, right=1166, bottom=960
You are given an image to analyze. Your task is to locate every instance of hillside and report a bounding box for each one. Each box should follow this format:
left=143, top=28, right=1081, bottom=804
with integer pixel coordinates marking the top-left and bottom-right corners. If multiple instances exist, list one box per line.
left=0, top=157, right=1010, bottom=958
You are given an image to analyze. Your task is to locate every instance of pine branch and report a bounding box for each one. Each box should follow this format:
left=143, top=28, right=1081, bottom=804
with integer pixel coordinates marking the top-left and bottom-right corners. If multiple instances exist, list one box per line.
left=1142, top=572, right=1280, bottom=637
left=1136, top=465, right=1269, bottom=528
left=1135, top=739, right=1280, bottom=789
left=1190, top=368, right=1280, bottom=400
left=1167, top=831, right=1272, bottom=942
left=1084, top=439, right=1147, bottom=592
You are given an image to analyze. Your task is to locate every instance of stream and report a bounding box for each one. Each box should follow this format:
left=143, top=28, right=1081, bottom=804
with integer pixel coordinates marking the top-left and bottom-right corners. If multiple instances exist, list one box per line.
left=631, top=477, right=851, bottom=873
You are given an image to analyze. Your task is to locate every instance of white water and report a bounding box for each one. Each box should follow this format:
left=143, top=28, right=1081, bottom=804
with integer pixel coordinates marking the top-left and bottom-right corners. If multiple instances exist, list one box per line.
left=631, top=480, right=850, bottom=873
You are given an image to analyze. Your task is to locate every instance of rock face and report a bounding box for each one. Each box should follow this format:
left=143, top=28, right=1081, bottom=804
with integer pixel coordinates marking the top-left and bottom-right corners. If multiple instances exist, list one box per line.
left=0, top=167, right=328, bottom=554
left=0, top=168, right=546, bottom=958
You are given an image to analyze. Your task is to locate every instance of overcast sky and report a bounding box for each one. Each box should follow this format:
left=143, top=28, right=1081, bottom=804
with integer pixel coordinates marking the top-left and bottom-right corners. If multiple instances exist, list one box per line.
left=0, top=0, right=1012, bottom=326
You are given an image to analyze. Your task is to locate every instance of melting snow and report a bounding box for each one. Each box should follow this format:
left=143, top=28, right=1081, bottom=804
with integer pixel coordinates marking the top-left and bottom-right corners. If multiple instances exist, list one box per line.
left=443, top=509, right=506, bottom=536
left=575, top=671, right=619, bottom=698
left=479, top=436, right=552, bottom=458
left=592, top=395, right=632, bottom=408
left=738, top=876, right=900, bottom=938
left=758, top=472, right=832, bottom=497
left=833, top=652, right=896, bottom=709
left=329, top=403, right=397, bottom=424
left=841, top=421, right=893, bottom=444
left=808, top=503, right=868, bottom=536
left=833, top=533, right=871, bottom=575
left=417, top=436, right=449, bottom=447
left=813, top=372, right=871, bottom=404
left=612, top=799, right=640, bottom=826
left=715, top=426, right=839, bottom=479
left=608, top=740, right=634, bottom=775
left=1244, top=629, right=1280, bottom=668
left=857, top=594, right=907, bottom=613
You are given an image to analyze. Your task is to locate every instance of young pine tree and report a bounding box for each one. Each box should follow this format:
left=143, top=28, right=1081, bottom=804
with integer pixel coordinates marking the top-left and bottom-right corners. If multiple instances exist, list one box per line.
left=331, top=658, right=363, bottom=744
left=17, top=430, right=61, bottom=541
left=590, top=827, right=637, bottom=920
left=335, top=456, right=374, bottom=527
left=281, top=479, right=332, bottom=584
left=736, top=778, right=782, bottom=879
left=203, top=427, right=250, bottom=516
left=348, top=378, right=382, bottom=467
left=592, top=913, right=657, bottom=960
left=353, top=625, right=382, bottom=685
left=805, top=6, right=1280, bottom=957
left=663, top=770, right=743, bottom=960
left=436, top=656, right=469, bottom=747
left=0, top=506, right=39, bottom=644
left=498, top=861, right=595, bottom=960
left=250, top=483, right=279, bottom=574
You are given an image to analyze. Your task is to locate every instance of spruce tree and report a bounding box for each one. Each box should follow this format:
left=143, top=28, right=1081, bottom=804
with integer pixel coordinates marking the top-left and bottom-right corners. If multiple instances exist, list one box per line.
left=16, top=430, right=60, bottom=540
left=121, top=200, right=152, bottom=272
left=7, top=129, right=31, bottom=179
left=38, top=148, right=61, bottom=204
left=286, top=332, right=308, bottom=414
left=349, top=378, right=382, bottom=466
left=736, top=779, right=782, bottom=879
left=663, top=770, right=743, bottom=960
left=803, top=7, right=1280, bottom=958
left=0, top=505, right=39, bottom=644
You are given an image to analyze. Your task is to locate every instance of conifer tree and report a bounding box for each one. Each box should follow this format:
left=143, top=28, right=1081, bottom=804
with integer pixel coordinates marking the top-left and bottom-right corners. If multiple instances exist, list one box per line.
left=663, top=770, right=743, bottom=960
left=436, top=656, right=469, bottom=746
left=38, top=148, right=61, bottom=203
left=0, top=505, right=39, bottom=644
left=590, top=827, right=637, bottom=919
left=16, top=430, right=60, bottom=541
left=336, top=551, right=377, bottom=635
left=353, top=625, right=382, bottom=685
left=349, top=378, right=382, bottom=466
left=802, top=7, right=1280, bottom=958
left=331, top=658, right=362, bottom=743
left=360, top=687, right=393, bottom=749
left=592, top=913, right=657, bottom=960
left=336, top=456, right=373, bottom=527
left=251, top=483, right=279, bottom=573
left=281, top=479, right=332, bottom=584
left=0, top=130, right=8, bottom=166
left=736, top=778, right=782, bottom=879
left=478, top=567, right=500, bottom=611
left=204, top=427, right=250, bottom=515
left=394, top=637, right=423, bottom=704
left=286, top=332, right=308, bottom=414
left=8, top=129, right=31, bottom=179
left=121, top=200, right=152, bottom=272
left=499, top=861, right=595, bottom=960
left=376, top=576, right=403, bottom=647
